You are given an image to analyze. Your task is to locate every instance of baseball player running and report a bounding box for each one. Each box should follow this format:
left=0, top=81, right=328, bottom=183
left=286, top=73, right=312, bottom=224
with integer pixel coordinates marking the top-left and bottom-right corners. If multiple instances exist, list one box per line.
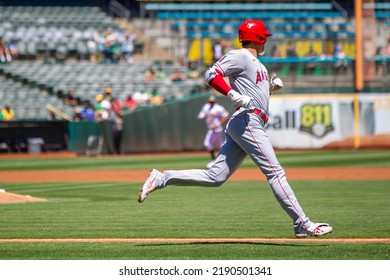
left=138, top=19, right=332, bottom=238
left=197, top=95, right=229, bottom=168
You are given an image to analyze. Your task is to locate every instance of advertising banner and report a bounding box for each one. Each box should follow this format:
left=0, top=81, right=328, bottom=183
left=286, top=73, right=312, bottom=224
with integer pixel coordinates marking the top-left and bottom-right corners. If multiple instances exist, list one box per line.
left=266, top=94, right=390, bottom=149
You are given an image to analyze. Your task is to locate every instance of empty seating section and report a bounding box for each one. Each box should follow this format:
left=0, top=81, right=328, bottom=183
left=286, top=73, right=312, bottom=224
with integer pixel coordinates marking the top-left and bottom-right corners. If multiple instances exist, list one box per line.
left=145, top=2, right=342, bottom=19
left=0, top=6, right=114, bottom=29
left=0, top=6, right=119, bottom=58
left=146, top=1, right=352, bottom=39
left=0, top=61, right=204, bottom=120
left=158, top=11, right=343, bottom=20
left=0, top=70, right=71, bottom=120
left=145, top=2, right=333, bottom=12
left=363, top=2, right=390, bottom=18
left=173, top=21, right=354, bottom=39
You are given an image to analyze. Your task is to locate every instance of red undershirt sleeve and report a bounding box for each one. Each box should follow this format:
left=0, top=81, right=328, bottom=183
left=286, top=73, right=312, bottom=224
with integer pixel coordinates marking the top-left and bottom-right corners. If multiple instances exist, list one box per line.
left=208, top=74, right=232, bottom=96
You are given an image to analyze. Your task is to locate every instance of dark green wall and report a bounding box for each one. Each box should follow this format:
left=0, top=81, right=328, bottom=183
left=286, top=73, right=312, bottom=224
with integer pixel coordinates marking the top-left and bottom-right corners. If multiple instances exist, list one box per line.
left=68, top=94, right=235, bottom=155
left=121, top=94, right=234, bottom=153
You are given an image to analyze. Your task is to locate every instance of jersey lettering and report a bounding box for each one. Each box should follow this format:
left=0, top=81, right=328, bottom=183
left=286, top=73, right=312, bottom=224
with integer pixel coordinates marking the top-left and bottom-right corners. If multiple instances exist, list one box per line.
left=255, top=70, right=269, bottom=84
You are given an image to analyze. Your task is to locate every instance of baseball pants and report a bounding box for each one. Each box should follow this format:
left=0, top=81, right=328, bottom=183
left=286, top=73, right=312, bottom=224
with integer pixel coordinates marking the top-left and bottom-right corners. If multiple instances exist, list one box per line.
left=158, top=109, right=311, bottom=230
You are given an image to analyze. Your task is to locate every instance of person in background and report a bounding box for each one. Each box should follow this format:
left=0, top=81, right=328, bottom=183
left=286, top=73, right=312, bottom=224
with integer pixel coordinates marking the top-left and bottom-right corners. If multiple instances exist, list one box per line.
left=149, top=87, right=164, bottom=106
left=100, top=93, right=112, bottom=120
left=144, top=67, right=158, bottom=82
left=111, top=97, right=123, bottom=116
left=169, top=68, right=186, bottom=82
left=120, top=33, right=135, bottom=64
left=197, top=95, right=229, bottom=168
left=111, top=112, right=123, bottom=154
left=72, top=107, right=83, bottom=121
left=132, top=87, right=150, bottom=107
left=286, top=41, right=298, bottom=74
left=304, top=46, right=318, bottom=74
left=80, top=101, right=95, bottom=121
left=124, top=94, right=138, bottom=111
left=104, top=87, right=113, bottom=99
left=94, top=93, right=104, bottom=120
left=213, top=39, right=226, bottom=62
left=383, top=37, right=390, bottom=72
left=0, top=37, right=12, bottom=63
left=1, top=106, right=15, bottom=121
left=156, top=66, right=168, bottom=82
left=63, top=89, right=78, bottom=106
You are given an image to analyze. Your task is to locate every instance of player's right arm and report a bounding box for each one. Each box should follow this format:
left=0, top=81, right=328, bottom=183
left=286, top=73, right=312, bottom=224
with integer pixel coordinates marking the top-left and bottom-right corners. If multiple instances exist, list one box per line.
left=205, top=54, right=251, bottom=108
left=205, top=66, right=231, bottom=96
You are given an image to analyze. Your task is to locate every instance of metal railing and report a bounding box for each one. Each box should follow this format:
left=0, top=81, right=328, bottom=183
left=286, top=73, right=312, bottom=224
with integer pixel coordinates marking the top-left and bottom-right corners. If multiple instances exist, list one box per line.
left=108, top=0, right=131, bottom=19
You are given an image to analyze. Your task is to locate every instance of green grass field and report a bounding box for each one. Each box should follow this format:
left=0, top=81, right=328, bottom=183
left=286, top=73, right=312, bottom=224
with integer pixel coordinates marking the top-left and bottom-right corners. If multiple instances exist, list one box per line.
left=0, top=150, right=389, bottom=260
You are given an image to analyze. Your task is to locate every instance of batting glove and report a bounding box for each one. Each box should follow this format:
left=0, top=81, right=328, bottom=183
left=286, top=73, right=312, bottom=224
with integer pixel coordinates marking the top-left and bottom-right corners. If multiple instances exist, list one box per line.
left=270, top=74, right=283, bottom=94
left=228, top=90, right=252, bottom=108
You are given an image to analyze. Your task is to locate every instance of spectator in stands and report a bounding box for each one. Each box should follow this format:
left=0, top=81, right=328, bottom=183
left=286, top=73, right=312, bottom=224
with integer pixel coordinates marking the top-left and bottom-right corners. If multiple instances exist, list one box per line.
left=133, top=87, right=150, bottom=107
left=104, top=87, right=113, bottom=99
left=156, top=66, right=168, bottom=82
left=270, top=45, right=282, bottom=73
left=120, top=33, right=135, bottom=64
left=286, top=41, right=297, bottom=57
left=87, top=38, right=98, bottom=62
left=72, top=107, right=83, bottom=121
left=270, top=45, right=281, bottom=58
left=383, top=37, right=390, bottom=72
left=100, top=93, right=113, bottom=120
left=304, top=46, right=318, bottom=75
left=170, top=68, right=186, bottom=82
left=1, top=106, right=15, bottom=121
left=7, top=38, right=18, bottom=60
left=103, top=31, right=115, bottom=63
left=80, top=101, right=95, bottom=121
left=333, top=41, right=342, bottom=57
left=384, top=37, right=390, bottom=57
left=111, top=97, right=123, bottom=116
left=94, top=93, right=104, bottom=120
left=63, top=89, right=78, bottom=106
left=333, top=41, right=348, bottom=74
left=375, top=47, right=384, bottom=74
left=213, top=39, right=226, bottom=62
left=144, top=67, right=158, bottom=82
left=286, top=41, right=298, bottom=74
left=0, top=37, right=12, bottom=63
left=124, top=94, right=138, bottom=111
left=149, top=87, right=164, bottom=106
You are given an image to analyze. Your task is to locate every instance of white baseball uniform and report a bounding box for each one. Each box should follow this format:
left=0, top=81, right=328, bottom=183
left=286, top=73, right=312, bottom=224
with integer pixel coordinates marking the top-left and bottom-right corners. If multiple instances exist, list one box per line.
left=151, top=48, right=315, bottom=233
left=198, top=102, right=229, bottom=153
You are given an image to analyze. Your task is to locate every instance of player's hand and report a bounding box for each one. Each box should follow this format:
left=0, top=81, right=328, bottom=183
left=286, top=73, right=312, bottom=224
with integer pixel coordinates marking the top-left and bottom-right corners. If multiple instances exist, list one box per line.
left=270, top=74, right=283, bottom=94
left=228, top=90, right=252, bottom=108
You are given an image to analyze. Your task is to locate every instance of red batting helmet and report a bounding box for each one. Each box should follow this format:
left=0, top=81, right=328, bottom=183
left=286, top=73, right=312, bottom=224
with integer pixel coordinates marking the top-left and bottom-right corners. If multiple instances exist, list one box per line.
left=238, top=19, right=272, bottom=44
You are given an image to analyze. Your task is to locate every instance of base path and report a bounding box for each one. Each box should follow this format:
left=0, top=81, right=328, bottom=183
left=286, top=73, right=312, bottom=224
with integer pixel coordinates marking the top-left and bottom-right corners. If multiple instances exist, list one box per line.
left=0, top=167, right=390, bottom=182
left=0, top=238, right=389, bottom=244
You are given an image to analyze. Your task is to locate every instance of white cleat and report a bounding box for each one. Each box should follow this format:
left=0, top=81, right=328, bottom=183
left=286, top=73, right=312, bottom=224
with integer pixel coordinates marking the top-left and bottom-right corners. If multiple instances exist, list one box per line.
left=295, top=223, right=333, bottom=238
left=138, top=169, right=159, bottom=203
left=206, top=160, right=215, bottom=169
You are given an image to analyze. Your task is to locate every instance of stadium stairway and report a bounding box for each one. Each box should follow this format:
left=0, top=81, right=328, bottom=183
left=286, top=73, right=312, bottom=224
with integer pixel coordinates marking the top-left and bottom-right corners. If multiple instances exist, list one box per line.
left=114, top=18, right=179, bottom=64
